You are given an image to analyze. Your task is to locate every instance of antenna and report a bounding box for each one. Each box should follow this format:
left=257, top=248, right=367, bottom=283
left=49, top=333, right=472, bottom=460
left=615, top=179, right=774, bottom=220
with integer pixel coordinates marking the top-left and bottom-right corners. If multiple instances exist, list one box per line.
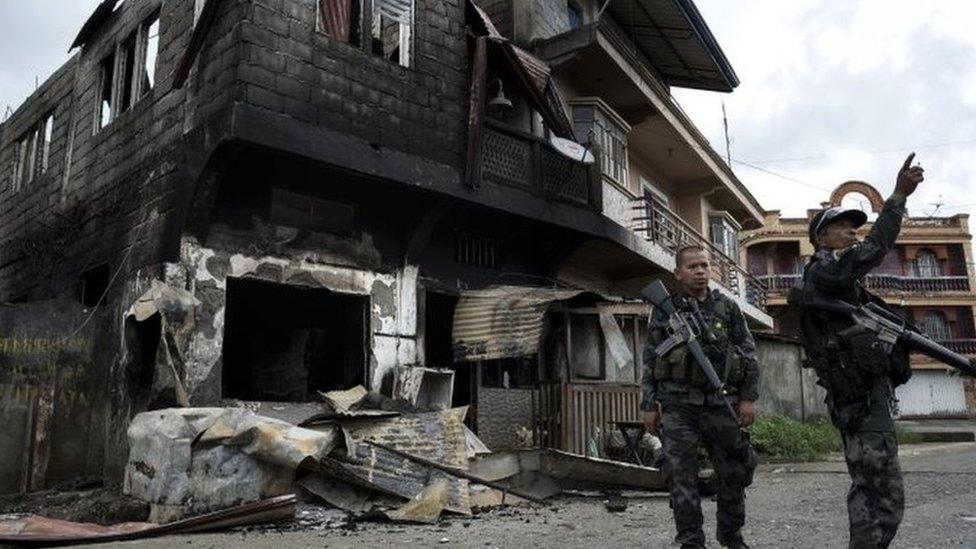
left=927, top=195, right=944, bottom=217
left=721, top=102, right=732, bottom=166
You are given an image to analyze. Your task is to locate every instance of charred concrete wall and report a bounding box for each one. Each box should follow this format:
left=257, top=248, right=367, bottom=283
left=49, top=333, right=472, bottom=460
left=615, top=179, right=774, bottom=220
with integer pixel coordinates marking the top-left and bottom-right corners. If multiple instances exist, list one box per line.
left=0, top=0, right=244, bottom=303
left=236, top=0, right=469, bottom=168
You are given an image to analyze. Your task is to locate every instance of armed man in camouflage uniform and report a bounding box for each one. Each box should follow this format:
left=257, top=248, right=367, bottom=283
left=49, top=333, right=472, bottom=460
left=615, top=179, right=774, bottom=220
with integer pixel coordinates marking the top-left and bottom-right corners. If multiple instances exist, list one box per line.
left=642, top=245, right=759, bottom=549
left=792, top=153, right=925, bottom=548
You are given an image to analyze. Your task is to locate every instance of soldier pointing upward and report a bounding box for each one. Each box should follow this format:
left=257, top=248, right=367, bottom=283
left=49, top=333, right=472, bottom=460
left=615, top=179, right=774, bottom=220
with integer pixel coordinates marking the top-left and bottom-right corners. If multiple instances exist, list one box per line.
left=793, top=153, right=924, bottom=548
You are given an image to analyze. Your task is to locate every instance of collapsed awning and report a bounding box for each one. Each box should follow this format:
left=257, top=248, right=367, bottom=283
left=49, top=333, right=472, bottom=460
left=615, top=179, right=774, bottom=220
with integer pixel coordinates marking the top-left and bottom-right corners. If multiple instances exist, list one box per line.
left=452, top=285, right=583, bottom=362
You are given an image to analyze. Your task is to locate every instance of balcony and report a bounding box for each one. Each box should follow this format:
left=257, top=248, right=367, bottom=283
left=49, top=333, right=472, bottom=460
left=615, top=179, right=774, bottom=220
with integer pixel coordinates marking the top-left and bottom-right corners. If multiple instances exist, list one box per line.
left=936, top=339, right=976, bottom=355
left=758, top=273, right=972, bottom=297
left=481, top=120, right=601, bottom=210
left=631, top=194, right=767, bottom=311
left=864, top=275, right=970, bottom=294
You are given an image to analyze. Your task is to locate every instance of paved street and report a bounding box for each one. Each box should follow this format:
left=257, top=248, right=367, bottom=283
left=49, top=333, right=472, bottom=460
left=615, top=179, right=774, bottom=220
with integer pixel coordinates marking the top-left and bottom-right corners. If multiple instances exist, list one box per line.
left=88, top=443, right=976, bottom=549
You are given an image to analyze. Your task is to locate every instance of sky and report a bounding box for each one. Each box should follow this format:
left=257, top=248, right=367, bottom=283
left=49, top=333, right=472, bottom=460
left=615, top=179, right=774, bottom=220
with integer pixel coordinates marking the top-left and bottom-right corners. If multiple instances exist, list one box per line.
left=673, top=0, right=976, bottom=217
left=1, top=0, right=974, bottom=218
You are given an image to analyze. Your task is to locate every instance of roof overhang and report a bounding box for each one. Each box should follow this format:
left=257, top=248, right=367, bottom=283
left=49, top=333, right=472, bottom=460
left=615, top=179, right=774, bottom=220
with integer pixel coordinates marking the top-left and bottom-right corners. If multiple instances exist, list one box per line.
left=603, top=0, right=739, bottom=92
left=70, top=0, right=121, bottom=51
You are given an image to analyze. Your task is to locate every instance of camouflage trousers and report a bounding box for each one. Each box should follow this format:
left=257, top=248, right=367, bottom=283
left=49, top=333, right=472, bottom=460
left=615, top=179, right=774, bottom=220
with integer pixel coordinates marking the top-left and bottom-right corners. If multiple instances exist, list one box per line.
left=660, top=401, right=757, bottom=548
left=842, top=431, right=904, bottom=548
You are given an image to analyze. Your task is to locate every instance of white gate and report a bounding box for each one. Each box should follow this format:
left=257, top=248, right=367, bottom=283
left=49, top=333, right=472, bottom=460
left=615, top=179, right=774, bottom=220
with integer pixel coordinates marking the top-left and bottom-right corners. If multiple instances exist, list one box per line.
left=895, top=370, right=967, bottom=417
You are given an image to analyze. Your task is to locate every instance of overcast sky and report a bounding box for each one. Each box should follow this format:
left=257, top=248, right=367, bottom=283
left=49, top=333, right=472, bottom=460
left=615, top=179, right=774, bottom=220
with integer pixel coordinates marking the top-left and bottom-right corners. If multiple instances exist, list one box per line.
left=2, top=0, right=974, bottom=218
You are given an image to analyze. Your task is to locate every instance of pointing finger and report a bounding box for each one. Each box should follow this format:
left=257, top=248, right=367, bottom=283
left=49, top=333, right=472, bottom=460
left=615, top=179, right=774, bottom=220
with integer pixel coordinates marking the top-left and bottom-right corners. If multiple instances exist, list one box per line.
left=902, top=152, right=916, bottom=170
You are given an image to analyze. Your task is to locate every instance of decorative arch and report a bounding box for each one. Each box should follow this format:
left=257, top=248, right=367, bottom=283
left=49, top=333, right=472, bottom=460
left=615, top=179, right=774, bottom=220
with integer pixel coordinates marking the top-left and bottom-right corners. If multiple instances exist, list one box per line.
left=828, top=181, right=885, bottom=213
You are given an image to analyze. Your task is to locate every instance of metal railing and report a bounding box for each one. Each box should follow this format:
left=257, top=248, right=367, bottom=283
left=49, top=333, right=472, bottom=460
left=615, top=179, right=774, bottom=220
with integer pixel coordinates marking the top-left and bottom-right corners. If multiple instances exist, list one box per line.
left=757, top=273, right=971, bottom=296
left=481, top=119, right=600, bottom=209
left=865, top=275, right=970, bottom=294
left=631, top=194, right=768, bottom=311
left=934, top=339, right=976, bottom=355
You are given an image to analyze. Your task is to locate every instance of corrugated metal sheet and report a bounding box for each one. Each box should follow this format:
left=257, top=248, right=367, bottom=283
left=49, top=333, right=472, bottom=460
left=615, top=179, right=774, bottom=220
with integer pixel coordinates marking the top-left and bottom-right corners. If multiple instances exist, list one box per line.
left=606, top=0, right=738, bottom=92
left=453, top=285, right=582, bottom=362
left=895, top=371, right=968, bottom=417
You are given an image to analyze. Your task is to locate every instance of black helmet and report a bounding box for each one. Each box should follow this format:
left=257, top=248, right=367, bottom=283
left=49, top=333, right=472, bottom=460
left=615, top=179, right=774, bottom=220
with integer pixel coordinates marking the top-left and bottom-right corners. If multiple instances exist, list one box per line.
left=808, top=207, right=868, bottom=245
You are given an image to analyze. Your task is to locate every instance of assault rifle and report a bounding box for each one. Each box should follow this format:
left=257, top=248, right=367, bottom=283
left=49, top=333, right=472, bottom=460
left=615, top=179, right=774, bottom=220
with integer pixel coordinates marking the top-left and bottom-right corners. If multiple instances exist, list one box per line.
left=789, top=288, right=976, bottom=378
left=641, top=280, right=739, bottom=422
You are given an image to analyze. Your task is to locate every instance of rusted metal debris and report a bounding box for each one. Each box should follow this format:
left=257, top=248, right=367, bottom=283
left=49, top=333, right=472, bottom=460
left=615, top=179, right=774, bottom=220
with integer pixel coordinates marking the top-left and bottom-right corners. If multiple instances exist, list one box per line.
left=0, top=494, right=296, bottom=546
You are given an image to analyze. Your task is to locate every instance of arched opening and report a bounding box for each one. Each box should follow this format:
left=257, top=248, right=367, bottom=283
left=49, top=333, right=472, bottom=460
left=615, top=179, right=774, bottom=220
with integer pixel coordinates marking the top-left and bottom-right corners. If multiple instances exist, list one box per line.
left=838, top=191, right=879, bottom=222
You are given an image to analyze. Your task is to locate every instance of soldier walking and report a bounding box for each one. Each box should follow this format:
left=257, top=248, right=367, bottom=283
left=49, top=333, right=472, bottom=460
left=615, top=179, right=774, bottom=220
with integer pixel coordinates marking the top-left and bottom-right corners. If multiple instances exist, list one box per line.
left=792, top=154, right=925, bottom=548
left=642, top=245, right=759, bottom=549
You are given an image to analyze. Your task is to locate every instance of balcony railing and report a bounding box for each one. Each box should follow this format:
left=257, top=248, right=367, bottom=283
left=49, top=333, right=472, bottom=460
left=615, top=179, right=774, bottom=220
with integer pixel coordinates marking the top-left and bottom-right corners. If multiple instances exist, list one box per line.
left=757, top=273, right=972, bottom=296
left=755, top=274, right=802, bottom=294
left=631, top=195, right=767, bottom=311
left=934, top=339, right=976, bottom=356
left=864, top=275, right=970, bottom=294
left=481, top=119, right=600, bottom=210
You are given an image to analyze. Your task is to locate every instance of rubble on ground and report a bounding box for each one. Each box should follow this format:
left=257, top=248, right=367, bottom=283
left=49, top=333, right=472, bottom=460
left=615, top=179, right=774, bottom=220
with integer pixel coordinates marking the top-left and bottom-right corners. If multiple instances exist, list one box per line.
left=0, top=385, right=668, bottom=545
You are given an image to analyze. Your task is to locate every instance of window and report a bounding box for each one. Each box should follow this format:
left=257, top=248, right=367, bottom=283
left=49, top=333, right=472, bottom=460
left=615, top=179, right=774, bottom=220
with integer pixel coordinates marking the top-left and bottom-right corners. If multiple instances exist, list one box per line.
left=919, top=310, right=951, bottom=341
left=40, top=112, right=54, bottom=173
left=119, top=33, right=138, bottom=114
left=317, top=0, right=413, bottom=68
left=11, top=139, right=26, bottom=192
left=97, top=53, right=115, bottom=131
left=23, top=128, right=39, bottom=185
left=572, top=101, right=628, bottom=185
left=710, top=214, right=740, bottom=262
left=94, top=13, right=160, bottom=133
left=914, top=249, right=942, bottom=278
left=194, top=0, right=207, bottom=26
left=143, top=17, right=160, bottom=93
left=567, top=2, right=583, bottom=30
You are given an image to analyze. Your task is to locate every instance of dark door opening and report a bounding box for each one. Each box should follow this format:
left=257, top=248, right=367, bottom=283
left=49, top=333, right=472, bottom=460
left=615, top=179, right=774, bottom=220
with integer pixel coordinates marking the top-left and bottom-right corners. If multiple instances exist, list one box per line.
left=424, top=291, right=467, bottom=407
left=222, top=278, right=368, bottom=402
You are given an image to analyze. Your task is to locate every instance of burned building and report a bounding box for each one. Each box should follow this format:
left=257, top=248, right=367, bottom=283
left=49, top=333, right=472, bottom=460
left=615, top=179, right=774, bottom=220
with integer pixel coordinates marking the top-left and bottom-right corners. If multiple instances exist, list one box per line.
left=0, top=0, right=770, bottom=495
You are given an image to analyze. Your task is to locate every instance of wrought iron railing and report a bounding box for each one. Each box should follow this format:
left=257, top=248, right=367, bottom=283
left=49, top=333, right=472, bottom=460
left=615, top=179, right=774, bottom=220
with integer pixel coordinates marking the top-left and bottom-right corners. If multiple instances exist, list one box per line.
left=865, top=275, right=970, bottom=294
left=481, top=120, right=600, bottom=209
left=631, top=194, right=767, bottom=311
left=757, top=273, right=971, bottom=296
left=934, top=339, right=976, bottom=355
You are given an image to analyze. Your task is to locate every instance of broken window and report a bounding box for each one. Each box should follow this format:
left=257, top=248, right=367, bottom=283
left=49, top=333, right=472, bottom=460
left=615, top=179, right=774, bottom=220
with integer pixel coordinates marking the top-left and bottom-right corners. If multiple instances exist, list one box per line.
left=97, top=53, right=115, bottom=131
left=11, top=139, right=26, bottom=192
left=40, top=112, right=55, bottom=173
left=372, top=0, right=412, bottom=67
left=222, top=278, right=368, bottom=402
left=317, top=0, right=412, bottom=67
left=317, top=0, right=362, bottom=46
left=119, top=33, right=138, bottom=113
left=142, top=15, right=160, bottom=94
left=78, top=264, right=111, bottom=307
left=194, top=0, right=207, bottom=26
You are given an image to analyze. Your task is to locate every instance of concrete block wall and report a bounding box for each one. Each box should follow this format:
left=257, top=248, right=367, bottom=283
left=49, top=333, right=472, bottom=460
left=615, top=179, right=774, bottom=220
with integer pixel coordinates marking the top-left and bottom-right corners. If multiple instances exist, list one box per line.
left=0, top=0, right=244, bottom=303
left=236, top=0, right=469, bottom=167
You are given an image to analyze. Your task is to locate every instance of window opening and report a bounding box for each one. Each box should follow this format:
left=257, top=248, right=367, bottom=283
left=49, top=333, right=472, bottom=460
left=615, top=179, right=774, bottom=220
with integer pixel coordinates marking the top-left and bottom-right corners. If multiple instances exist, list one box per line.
left=119, top=33, right=138, bottom=113
left=97, top=54, right=115, bottom=131
left=372, top=0, right=412, bottom=67
left=913, top=249, right=942, bottom=278
left=567, top=2, right=583, bottom=30
left=143, top=16, right=160, bottom=93
left=40, top=113, right=55, bottom=173
left=919, top=310, right=951, bottom=341
left=709, top=215, right=740, bottom=263
left=78, top=264, right=111, bottom=307
left=222, top=278, right=368, bottom=402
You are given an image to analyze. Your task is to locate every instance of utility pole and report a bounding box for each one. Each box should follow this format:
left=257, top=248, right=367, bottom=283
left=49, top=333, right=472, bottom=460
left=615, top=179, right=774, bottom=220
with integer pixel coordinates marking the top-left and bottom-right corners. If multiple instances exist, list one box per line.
left=721, top=101, right=732, bottom=166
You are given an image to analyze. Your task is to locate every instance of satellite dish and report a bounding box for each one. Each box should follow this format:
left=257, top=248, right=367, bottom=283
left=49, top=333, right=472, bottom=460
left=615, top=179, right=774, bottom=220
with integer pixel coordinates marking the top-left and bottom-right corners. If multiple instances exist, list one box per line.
left=549, top=135, right=595, bottom=164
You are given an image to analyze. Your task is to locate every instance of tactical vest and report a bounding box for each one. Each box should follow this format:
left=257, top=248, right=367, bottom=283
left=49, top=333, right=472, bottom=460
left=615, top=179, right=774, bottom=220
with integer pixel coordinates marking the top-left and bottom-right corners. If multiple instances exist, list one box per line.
left=651, top=292, right=747, bottom=388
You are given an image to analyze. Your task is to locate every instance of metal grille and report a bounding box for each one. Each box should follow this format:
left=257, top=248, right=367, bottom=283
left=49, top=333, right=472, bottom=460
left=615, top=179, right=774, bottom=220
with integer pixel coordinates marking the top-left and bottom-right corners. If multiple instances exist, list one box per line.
left=482, top=128, right=531, bottom=188
left=541, top=147, right=588, bottom=204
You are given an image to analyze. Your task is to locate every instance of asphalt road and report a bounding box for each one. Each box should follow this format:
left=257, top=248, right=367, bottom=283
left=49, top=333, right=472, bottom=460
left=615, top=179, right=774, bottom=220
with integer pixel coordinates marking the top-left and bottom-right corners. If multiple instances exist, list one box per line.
left=87, top=443, right=976, bottom=549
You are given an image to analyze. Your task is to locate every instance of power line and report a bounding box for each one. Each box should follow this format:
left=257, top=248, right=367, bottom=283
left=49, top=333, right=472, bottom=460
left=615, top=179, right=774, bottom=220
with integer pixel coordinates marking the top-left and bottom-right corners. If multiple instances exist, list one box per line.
left=744, top=138, right=976, bottom=165
left=731, top=159, right=831, bottom=191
